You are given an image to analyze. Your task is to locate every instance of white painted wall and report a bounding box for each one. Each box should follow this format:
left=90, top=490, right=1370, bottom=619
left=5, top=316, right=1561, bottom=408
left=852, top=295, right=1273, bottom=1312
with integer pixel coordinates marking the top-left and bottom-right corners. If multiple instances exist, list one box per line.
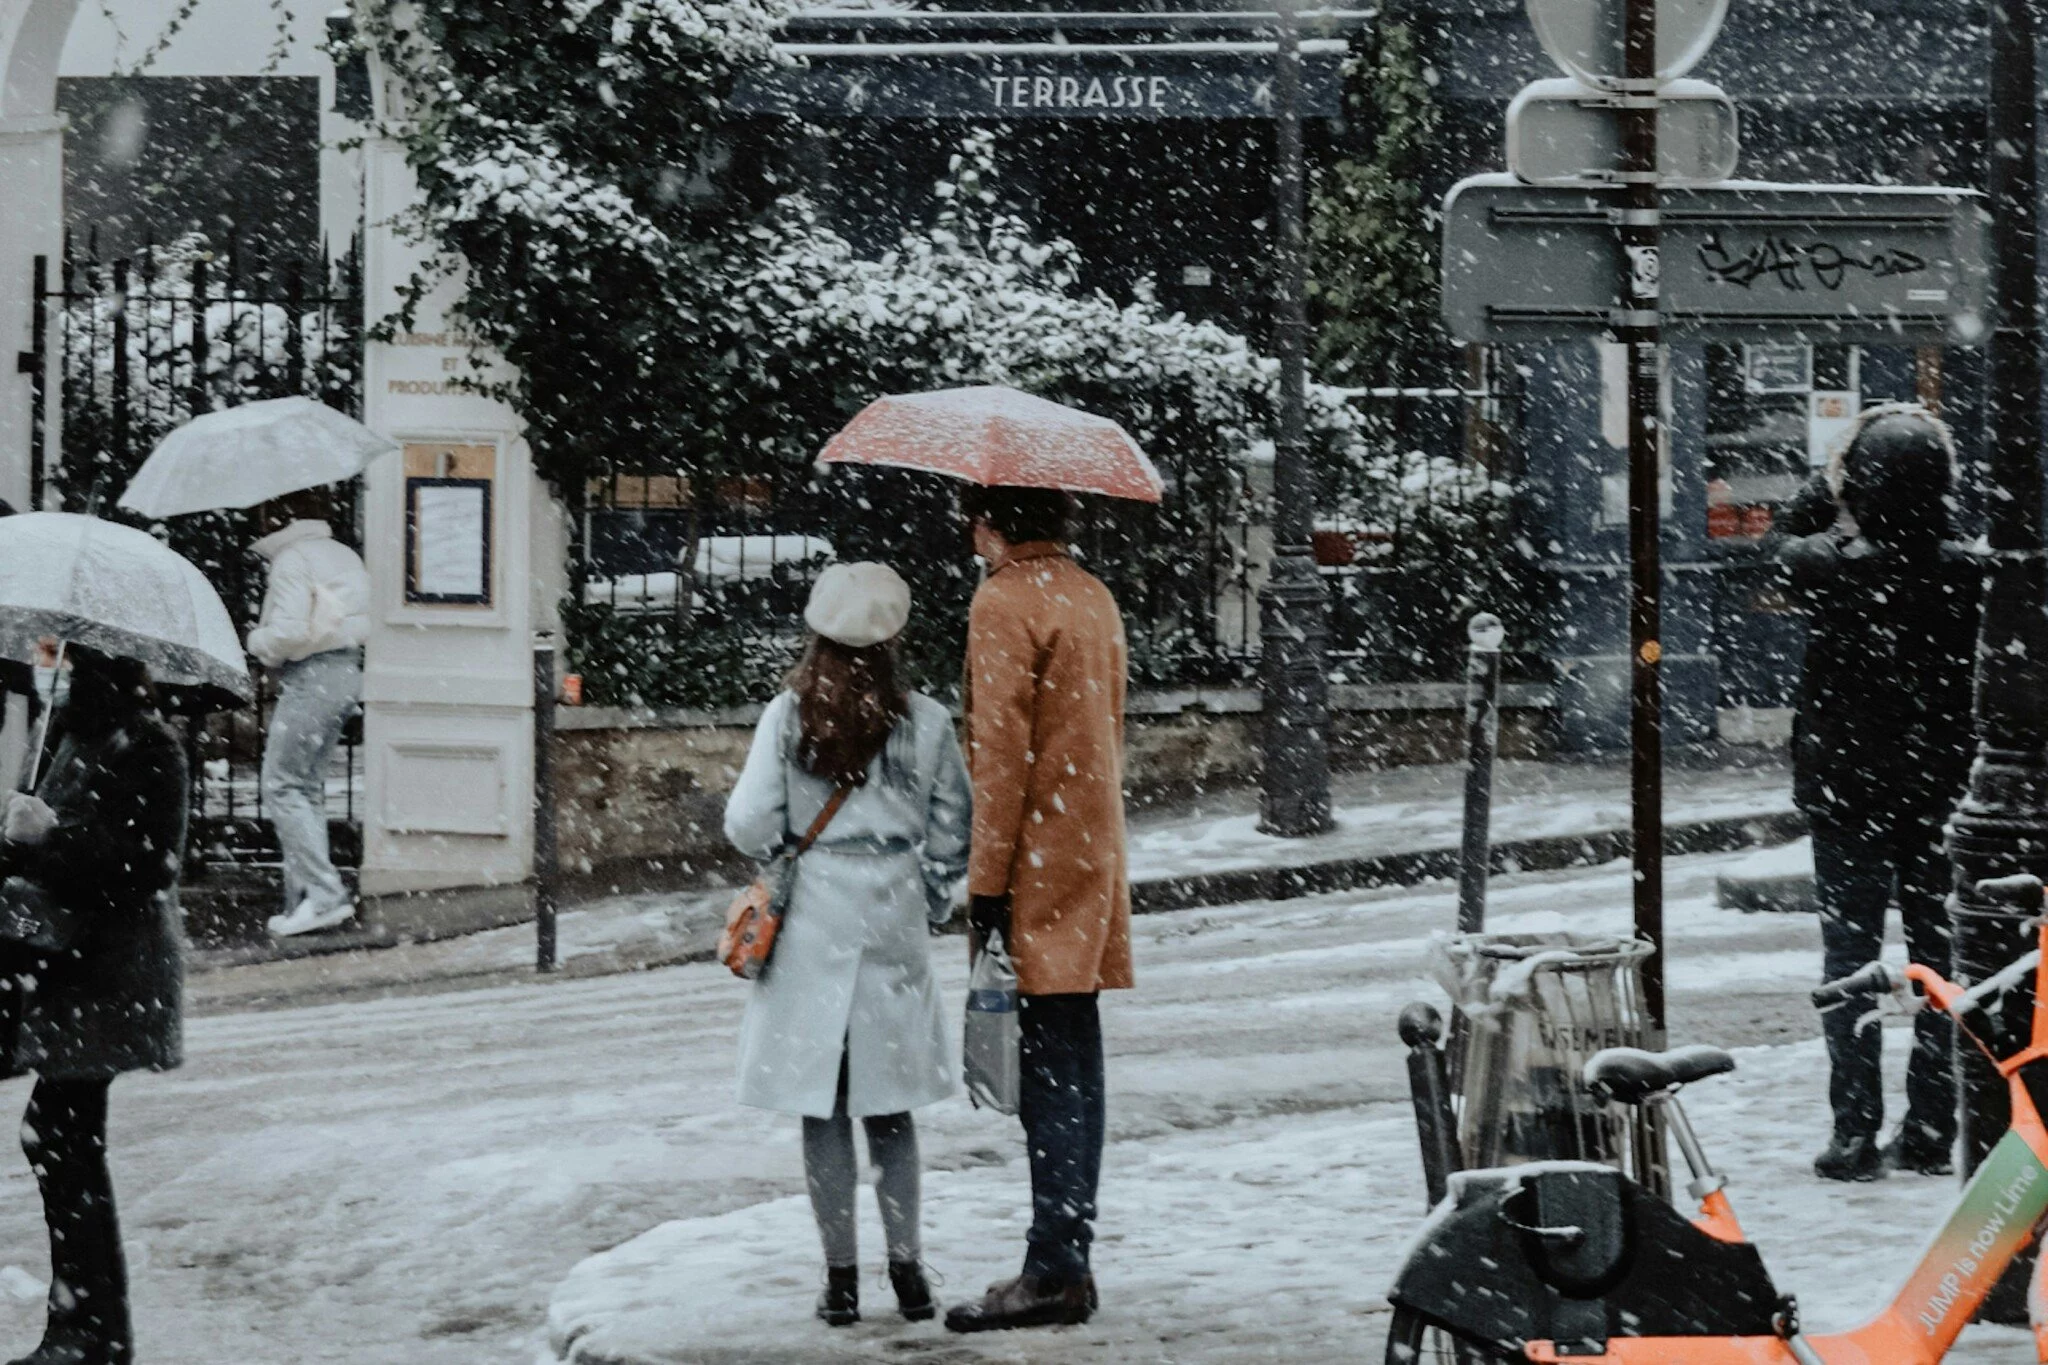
left=1, top=0, right=80, bottom=790
left=354, top=57, right=544, bottom=897
left=57, top=0, right=363, bottom=257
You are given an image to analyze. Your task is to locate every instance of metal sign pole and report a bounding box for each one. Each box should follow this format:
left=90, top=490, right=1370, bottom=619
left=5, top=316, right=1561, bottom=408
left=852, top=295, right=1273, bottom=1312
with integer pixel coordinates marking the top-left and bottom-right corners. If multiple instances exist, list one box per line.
left=1620, top=0, right=1666, bottom=1036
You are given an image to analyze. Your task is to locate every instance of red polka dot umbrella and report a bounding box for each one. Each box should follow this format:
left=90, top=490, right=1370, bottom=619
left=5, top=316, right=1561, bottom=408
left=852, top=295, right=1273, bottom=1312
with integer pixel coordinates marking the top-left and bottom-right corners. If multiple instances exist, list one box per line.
left=817, top=385, right=1164, bottom=503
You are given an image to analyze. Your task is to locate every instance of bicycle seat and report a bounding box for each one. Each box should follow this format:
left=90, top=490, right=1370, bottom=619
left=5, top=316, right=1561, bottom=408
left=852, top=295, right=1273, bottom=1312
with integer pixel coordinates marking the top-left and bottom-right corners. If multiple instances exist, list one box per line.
left=1584, top=1045, right=1736, bottom=1105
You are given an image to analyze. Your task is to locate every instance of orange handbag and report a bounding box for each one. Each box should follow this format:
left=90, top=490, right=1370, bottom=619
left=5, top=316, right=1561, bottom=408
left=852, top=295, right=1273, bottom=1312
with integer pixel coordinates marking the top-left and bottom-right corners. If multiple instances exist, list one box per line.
left=719, top=784, right=854, bottom=980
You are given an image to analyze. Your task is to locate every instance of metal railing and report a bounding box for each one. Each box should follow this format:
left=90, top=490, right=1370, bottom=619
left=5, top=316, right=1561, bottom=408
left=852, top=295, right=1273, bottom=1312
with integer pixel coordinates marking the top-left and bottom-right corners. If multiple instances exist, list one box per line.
left=28, top=228, right=367, bottom=864
left=564, top=354, right=1523, bottom=708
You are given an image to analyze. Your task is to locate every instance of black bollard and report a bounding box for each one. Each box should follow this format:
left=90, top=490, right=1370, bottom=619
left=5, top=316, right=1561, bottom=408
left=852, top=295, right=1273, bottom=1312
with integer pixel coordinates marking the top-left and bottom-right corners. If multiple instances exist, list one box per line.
left=534, top=636, right=560, bottom=974
left=1399, top=1001, right=1461, bottom=1207
left=1458, top=613, right=1505, bottom=935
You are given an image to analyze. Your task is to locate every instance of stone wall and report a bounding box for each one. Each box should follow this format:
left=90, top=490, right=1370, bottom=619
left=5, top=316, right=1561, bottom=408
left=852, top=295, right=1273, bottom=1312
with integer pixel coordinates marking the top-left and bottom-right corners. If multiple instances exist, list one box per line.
left=551, top=684, right=1556, bottom=884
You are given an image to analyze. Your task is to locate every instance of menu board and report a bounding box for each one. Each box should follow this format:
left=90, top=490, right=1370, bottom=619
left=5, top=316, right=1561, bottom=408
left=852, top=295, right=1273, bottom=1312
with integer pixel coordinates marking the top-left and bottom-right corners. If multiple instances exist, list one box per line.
left=401, top=442, right=497, bottom=607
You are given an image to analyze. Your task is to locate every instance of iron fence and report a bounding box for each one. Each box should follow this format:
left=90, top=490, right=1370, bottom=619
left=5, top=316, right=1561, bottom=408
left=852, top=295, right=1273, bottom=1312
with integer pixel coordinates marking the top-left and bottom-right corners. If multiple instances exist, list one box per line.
left=565, top=352, right=1525, bottom=708
left=28, top=229, right=367, bottom=866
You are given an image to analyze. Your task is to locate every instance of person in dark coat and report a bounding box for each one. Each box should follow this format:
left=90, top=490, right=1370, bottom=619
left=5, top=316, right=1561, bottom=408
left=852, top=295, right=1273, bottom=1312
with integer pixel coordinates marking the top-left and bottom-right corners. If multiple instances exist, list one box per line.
left=1782, top=404, right=1978, bottom=1183
left=0, top=646, right=187, bottom=1365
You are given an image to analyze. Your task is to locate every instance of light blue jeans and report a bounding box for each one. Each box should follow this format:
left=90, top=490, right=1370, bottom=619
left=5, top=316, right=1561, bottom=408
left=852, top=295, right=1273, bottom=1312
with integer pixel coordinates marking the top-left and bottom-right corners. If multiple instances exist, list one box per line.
left=261, top=649, right=362, bottom=915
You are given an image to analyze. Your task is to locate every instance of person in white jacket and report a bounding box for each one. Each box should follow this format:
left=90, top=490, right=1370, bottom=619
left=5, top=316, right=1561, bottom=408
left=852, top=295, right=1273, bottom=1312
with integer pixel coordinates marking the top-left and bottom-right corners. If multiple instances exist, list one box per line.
left=248, top=496, right=371, bottom=937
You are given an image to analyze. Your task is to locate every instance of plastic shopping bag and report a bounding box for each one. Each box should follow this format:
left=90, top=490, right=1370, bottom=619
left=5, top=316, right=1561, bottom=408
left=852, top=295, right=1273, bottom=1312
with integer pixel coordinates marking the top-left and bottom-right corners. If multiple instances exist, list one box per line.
left=964, top=930, right=1021, bottom=1114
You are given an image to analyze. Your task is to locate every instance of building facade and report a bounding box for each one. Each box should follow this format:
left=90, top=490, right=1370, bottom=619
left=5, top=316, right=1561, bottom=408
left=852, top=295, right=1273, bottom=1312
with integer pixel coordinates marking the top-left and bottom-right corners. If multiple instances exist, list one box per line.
left=745, top=0, right=1993, bottom=752
left=0, top=0, right=2009, bottom=901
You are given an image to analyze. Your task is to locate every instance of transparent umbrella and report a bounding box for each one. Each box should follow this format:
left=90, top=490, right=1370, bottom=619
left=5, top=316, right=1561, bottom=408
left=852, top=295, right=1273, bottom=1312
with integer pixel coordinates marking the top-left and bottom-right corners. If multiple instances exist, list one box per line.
left=117, top=396, right=399, bottom=519
left=0, top=513, right=252, bottom=709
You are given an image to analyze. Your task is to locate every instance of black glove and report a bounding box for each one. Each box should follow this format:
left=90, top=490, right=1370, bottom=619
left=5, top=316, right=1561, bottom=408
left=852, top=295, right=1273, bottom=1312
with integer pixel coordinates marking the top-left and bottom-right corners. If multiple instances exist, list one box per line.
left=1780, top=529, right=1844, bottom=595
left=968, top=894, right=1012, bottom=944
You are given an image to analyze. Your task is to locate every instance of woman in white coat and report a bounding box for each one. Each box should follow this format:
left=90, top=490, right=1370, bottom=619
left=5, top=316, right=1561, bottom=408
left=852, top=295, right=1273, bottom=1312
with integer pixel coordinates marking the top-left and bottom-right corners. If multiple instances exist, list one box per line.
left=725, top=561, right=972, bottom=1329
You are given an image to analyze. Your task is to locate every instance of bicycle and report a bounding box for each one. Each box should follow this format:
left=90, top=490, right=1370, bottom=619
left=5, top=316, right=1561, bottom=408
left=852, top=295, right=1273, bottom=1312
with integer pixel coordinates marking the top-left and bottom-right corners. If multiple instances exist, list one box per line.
left=1385, top=886, right=2048, bottom=1365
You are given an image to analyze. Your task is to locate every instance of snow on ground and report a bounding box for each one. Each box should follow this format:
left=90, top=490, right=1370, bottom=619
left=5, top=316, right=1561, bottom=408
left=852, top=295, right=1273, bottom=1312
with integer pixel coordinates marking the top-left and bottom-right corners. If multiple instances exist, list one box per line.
left=1721, top=835, right=1815, bottom=880
left=540, top=852, right=2028, bottom=1365
left=0, top=846, right=2022, bottom=1364
left=546, top=1038, right=2037, bottom=1365
left=1126, top=758, right=1794, bottom=882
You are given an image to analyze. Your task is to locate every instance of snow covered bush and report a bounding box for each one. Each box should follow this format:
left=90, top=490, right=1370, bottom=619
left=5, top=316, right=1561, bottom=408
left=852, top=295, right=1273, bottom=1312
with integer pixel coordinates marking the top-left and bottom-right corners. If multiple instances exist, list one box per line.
left=355, top=2, right=1511, bottom=703
left=1322, top=450, right=1540, bottom=683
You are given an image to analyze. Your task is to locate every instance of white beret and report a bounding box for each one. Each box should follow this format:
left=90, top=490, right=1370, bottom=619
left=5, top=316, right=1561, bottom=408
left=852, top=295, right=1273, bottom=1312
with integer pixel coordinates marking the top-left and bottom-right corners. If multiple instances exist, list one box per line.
left=804, top=561, right=910, bottom=649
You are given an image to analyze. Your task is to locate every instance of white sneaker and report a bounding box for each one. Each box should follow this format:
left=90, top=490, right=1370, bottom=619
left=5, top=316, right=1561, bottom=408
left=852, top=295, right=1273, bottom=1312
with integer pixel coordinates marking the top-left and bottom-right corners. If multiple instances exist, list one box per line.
left=266, top=898, right=356, bottom=938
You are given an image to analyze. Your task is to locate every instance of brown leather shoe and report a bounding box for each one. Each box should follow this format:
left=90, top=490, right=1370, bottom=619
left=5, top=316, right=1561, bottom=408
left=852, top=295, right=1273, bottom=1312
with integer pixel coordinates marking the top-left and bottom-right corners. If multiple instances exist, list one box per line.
left=943, top=1273, right=1092, bottom=1333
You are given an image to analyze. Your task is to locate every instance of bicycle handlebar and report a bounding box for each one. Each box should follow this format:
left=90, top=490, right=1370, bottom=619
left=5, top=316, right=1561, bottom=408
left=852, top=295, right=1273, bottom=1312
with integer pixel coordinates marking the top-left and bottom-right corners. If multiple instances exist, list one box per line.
left=1812, top=961, right=1901, bottom=1009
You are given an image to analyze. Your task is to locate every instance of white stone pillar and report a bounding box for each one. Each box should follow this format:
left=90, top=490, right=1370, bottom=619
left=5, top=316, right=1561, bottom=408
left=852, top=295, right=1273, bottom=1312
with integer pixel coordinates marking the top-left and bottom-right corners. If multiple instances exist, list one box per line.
left=355, top=129, right=550, bottom=897
left=0, top=0, right=79, bottom=791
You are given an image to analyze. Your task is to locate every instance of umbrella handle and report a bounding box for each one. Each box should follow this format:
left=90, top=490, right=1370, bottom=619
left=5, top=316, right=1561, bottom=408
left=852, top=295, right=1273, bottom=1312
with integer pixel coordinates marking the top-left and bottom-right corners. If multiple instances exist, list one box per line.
left=21, top=640, right=65, bottom=794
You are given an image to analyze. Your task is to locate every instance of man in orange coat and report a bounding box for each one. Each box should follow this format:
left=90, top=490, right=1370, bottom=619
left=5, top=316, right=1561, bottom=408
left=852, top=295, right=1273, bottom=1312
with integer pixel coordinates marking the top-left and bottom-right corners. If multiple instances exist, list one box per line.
left=946, top=486, right=1132, bottom=1334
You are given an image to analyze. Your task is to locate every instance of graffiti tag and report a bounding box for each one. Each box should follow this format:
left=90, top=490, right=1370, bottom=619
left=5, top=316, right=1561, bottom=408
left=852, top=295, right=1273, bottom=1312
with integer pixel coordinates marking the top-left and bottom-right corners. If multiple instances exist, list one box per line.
left=1697, top=231, right=1929, bottom=292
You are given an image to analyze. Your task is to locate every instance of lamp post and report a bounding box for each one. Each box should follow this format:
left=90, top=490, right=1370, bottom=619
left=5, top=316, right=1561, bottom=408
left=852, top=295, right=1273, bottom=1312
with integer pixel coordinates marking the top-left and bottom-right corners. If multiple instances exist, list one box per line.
left=1948, top=0, right=2048, bottom=1322
left=1258, top=0, right=1335, bottom=838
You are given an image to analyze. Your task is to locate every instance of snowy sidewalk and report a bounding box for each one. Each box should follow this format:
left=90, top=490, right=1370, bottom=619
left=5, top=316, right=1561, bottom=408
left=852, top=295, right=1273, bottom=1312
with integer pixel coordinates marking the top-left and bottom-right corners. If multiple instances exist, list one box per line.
left=547, top=1042, right=2031, bottom=1365
left=1127, top=755, right=1796, bottom=906
left=537, top=849, right=2027, bottom=1365
left=187, top=756, right=1798, bottom=1010
left=4, top=846, right=2015, bottom=1365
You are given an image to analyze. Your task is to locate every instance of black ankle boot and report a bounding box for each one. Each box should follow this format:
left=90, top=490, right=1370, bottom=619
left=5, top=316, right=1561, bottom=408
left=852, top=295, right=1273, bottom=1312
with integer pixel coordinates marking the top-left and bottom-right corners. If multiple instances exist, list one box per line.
left=7, top=1329, right=130, bottom=1365
left=889, top=1260, right=935, bottom=1322
left=1884, top=1124, right=1956, bottom=1176
left=816, top=1265, right=859, bottom=1327
left=1814, top=1133, right=1884, bottom=1182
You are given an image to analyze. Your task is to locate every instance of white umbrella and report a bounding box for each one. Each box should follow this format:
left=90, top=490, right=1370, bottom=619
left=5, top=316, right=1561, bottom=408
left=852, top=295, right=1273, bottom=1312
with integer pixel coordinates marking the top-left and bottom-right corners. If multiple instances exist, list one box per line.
left=118, top=396, right=398, bottom=519
left=0, top=513, right=252, bottom=706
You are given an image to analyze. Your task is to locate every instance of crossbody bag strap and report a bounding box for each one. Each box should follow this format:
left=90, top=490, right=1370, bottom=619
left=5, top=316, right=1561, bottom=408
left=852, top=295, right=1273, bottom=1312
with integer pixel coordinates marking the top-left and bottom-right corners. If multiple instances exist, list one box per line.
left=789, top=784, right=856, bottom=859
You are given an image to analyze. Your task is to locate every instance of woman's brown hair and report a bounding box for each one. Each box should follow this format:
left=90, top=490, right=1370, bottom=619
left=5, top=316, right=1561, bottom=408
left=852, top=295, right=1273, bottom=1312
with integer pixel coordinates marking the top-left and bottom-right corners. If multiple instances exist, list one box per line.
left=785, top=635, right=909, bottom=787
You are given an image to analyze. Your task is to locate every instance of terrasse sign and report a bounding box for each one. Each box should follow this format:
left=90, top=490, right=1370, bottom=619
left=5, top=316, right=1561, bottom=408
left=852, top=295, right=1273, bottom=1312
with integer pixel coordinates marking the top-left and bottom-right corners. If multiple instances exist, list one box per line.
left=732, top=43, right=1347, bottom=120
left=989, top=73, right=1174, bottom=112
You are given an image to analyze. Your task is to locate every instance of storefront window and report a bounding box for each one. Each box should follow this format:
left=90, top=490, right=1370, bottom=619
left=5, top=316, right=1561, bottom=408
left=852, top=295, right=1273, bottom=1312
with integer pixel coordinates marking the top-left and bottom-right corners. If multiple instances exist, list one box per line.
left=1703, top=342, right=1858, bottom=543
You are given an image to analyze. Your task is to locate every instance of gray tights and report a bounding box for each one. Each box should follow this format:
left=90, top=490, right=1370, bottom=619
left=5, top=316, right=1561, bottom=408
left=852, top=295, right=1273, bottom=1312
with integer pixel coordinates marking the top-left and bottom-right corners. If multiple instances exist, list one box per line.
left=802, top=1054, right=921, bottom=1268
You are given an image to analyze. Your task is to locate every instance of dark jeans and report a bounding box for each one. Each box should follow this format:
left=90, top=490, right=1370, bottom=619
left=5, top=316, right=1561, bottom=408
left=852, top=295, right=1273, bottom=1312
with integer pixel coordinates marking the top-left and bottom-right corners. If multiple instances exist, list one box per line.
left=1018, top=993, right=1104, bottom=1288
left=23, top=1076, right=130, bottom=1362
left=1814, top=815, right=1956, bottom=1146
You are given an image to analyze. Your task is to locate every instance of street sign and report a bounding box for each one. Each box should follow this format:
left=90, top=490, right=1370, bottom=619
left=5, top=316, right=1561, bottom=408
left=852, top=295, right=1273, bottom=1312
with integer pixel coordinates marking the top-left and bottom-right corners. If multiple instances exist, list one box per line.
left=1440, top=175, right=1989, bottom=345
left=1526, top=0, right=1729, bottom=88
left=1507, top=78, right=1738, bottom=186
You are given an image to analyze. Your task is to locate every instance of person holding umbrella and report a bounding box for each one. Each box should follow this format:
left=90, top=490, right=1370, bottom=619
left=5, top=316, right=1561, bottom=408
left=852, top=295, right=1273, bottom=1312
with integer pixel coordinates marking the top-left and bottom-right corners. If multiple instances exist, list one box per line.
left=118, top=397, right=394, bottom=940
left=245, top=487, right=370, bottom=938
left=944, top=486, right=1132, bottom=1333
left=818, top=384, right=1154, bottom=1333
left=1, top=647, right=185, bottom=1365
left=0, top=512, right=251, bottom=1365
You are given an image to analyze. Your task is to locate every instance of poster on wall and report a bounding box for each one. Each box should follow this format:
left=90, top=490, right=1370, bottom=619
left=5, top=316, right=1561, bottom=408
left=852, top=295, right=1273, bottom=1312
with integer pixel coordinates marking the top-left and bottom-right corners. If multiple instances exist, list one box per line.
left=406, top=478, right=492, bottom=604
left=399, top=440, right=497, bottom=607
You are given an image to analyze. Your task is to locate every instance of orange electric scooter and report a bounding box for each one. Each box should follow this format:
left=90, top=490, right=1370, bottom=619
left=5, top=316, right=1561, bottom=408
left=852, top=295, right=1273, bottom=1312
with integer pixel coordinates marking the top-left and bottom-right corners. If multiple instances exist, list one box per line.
left=1385, top=889, right=2048, bottom=1365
